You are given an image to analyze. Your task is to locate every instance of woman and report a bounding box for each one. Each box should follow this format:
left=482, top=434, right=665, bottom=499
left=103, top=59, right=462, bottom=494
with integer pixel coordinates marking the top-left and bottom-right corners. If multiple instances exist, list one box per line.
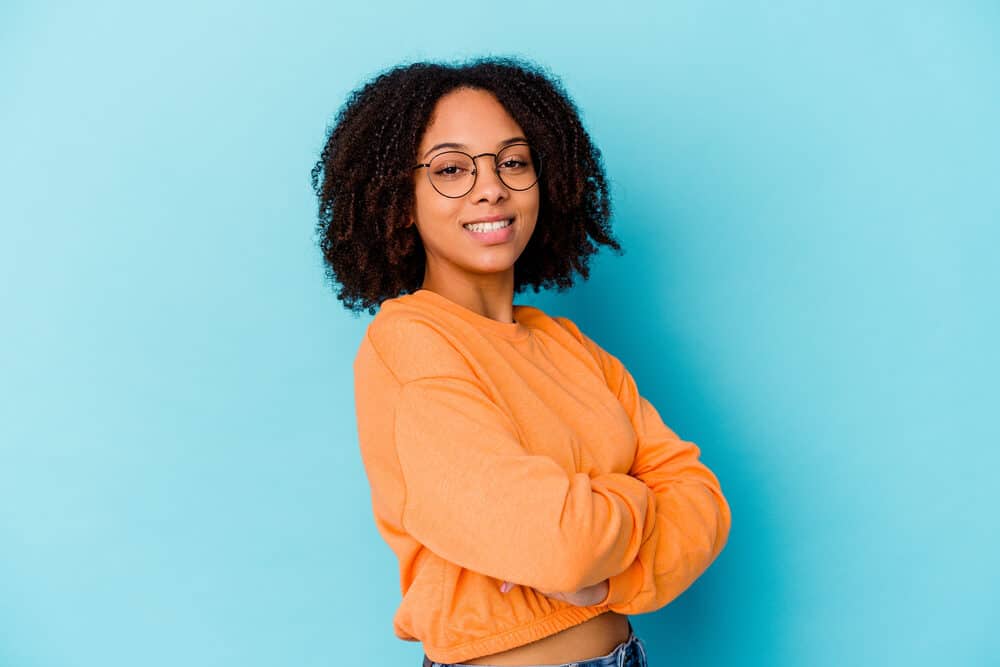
left=311, top=56, right=731, bottom=667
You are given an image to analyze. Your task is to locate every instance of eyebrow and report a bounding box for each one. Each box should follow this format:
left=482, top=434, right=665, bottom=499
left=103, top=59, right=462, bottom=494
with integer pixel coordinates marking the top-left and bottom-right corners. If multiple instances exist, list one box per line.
left=422, top=136, right=529, bottom=160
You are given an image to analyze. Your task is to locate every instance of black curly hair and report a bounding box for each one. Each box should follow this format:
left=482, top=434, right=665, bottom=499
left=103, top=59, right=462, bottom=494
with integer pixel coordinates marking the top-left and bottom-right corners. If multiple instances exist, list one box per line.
left=310, top=55, right=623, bottom=315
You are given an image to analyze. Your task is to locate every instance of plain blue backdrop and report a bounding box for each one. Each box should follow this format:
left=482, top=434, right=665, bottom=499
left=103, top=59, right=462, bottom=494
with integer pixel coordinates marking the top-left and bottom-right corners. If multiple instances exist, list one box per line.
left=2, top=1, right=997, bottom=665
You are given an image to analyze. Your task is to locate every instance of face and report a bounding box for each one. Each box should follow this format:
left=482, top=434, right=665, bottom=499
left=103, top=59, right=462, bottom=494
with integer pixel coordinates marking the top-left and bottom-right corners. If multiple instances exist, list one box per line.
left=411, top=87, right=539, bottom=292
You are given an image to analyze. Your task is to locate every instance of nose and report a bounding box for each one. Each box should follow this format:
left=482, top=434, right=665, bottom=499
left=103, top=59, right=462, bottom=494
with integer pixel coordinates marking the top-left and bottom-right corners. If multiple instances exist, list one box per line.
left=469, top=155, right=508, bottom=204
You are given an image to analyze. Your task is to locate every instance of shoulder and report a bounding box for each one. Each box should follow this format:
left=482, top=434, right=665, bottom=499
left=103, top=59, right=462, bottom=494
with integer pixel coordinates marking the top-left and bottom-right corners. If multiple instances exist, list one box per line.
left=542, top=311, right=626, bottom=387
left=358, top=295, right=477, bottom=384
left=547, top=312, right=586, bottom=342
left=534, top=308, right=597, bottom=353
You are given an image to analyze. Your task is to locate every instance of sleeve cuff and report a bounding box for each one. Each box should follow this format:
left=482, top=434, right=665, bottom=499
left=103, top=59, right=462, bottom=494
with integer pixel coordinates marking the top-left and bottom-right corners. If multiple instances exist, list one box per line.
left=596, top=562, right=643, bottom=608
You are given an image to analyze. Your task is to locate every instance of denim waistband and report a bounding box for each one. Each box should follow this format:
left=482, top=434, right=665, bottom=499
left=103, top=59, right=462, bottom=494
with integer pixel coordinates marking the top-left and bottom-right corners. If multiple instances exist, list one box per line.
left=422, top=620, right=648, bottom=667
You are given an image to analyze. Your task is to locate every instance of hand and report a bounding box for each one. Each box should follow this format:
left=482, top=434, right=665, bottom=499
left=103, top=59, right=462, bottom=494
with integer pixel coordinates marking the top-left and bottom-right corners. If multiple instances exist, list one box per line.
left=499, top=578, right=609, bottom=607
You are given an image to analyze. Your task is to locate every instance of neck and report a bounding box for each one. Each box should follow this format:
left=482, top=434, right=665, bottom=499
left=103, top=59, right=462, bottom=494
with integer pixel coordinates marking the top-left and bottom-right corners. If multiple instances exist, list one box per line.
left=419, top=273, right=516, bottom=324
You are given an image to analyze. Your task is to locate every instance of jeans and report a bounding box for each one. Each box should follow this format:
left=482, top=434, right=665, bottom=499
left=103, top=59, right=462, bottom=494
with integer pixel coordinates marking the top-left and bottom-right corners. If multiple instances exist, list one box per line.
left=422, top=620, right=648, bottom=667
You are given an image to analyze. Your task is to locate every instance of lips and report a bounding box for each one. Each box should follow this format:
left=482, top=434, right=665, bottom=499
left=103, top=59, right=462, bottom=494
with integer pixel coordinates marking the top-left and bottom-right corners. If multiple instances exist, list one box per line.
left=462, top=213, right=515, bottom=225
left=462, top=216, right=516, bottom=243
left=462, top=217, right=513, bottom=231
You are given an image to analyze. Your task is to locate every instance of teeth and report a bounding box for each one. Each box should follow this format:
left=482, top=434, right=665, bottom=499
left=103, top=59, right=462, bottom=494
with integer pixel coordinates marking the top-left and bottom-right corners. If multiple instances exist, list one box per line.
left=464, top=219, right=512, bottom=232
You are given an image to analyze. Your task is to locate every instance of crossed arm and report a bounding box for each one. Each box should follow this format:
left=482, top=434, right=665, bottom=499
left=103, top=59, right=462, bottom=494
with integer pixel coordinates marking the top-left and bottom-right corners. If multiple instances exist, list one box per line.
left=554, top=316, right=732, bottom=612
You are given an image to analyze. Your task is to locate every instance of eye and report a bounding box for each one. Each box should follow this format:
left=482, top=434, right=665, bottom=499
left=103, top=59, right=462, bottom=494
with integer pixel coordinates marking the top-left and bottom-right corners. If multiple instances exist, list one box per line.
left=498, top=157, right=531, bottom=173
left=434, top=164, right=470, bottom=177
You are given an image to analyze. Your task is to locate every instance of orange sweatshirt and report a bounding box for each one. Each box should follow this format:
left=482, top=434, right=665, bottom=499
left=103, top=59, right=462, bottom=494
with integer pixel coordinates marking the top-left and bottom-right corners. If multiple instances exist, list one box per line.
left=352, top=288, right=731, bottom=664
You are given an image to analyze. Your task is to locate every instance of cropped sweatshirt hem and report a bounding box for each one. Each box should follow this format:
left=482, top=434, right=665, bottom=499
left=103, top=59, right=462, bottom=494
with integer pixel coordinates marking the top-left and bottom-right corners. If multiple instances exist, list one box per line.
left=419, top=606, right=610, bottom=664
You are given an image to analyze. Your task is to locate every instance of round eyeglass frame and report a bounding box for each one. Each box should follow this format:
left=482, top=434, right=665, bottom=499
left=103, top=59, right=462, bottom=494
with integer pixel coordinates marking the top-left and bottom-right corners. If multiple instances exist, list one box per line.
left=412, top=142, right=542, bottom=199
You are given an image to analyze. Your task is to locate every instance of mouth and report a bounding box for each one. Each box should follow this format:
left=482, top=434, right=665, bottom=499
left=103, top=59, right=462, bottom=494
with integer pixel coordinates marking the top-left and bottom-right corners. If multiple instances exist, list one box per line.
left=461, top=216, right=516, bottom=243
left=462, top=217, right=514, bottom=233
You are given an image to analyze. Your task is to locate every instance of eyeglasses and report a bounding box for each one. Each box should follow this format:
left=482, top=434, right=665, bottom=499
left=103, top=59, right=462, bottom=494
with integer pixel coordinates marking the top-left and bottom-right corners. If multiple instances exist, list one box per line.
left=412, top=142, right=541, bottom=198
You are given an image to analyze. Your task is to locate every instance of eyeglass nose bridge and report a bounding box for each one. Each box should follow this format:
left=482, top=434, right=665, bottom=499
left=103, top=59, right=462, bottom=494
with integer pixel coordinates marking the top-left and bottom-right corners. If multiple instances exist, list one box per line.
left=466, top=151, right=507, bottom=184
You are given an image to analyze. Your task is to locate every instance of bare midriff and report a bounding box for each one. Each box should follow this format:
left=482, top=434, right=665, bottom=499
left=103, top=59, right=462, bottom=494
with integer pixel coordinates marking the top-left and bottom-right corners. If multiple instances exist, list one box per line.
left=459, top=611, right=631, bottom=666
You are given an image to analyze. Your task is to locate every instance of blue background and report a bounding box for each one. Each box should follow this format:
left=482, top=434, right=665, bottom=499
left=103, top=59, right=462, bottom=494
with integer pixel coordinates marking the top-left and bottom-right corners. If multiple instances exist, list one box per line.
left=2, top=1, right=998, bottom=665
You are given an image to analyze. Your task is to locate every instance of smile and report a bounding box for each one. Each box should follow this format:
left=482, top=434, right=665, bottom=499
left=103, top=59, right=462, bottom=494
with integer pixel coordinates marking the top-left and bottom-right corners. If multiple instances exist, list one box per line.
left=462, top=218, right=513, bottom=232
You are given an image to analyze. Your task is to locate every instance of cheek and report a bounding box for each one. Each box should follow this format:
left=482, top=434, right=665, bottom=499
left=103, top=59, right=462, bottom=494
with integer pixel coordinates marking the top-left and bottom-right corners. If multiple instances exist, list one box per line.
left=412, top=178, right=429, bottom=214
left=411, top=180, right=435, bottom=215
left=414, top=182, right=461, bottom=224
left=518, top=191, right=541, bottom=220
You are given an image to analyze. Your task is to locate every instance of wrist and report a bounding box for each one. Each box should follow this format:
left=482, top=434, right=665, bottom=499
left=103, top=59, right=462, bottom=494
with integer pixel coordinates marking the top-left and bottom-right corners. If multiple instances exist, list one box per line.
left=591, top=579, right=610, bottom=606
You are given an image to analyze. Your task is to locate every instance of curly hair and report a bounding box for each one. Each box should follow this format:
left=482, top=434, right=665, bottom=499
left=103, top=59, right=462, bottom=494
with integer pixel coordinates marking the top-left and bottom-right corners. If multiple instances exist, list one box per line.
left=310, top=55, right=623, bottom=315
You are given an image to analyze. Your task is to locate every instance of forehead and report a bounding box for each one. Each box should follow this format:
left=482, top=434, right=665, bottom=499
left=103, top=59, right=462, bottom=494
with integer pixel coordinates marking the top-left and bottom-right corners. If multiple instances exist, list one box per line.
left=420, top=88, right=525, bottom=151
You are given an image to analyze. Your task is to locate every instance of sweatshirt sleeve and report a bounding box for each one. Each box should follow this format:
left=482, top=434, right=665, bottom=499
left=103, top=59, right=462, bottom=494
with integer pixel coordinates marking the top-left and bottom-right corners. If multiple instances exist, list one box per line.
left=554, top=317, right=732, bottom=614
left=366, top=316, right=658, bottom=595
